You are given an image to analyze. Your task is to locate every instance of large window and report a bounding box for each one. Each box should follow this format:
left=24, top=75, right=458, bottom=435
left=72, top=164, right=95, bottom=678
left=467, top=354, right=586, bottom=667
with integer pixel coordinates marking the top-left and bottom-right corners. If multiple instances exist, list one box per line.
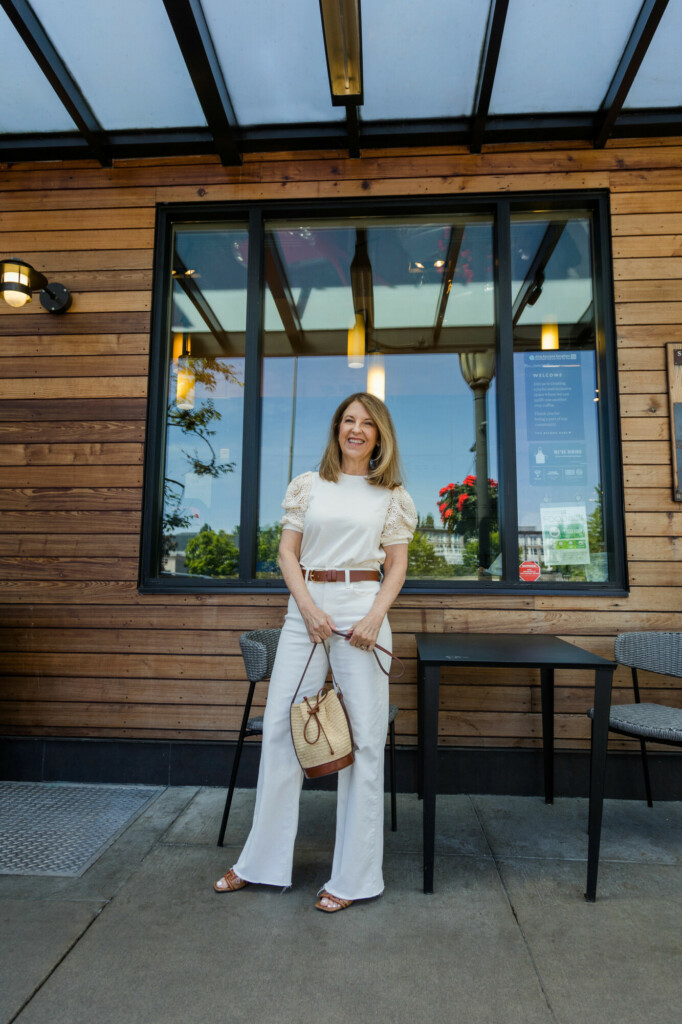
left=141, top=194, right=626, bottom=593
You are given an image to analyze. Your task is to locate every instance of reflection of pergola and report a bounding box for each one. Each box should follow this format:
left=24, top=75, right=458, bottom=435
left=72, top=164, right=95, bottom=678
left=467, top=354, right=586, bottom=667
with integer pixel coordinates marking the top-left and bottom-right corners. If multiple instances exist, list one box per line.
left=1, top=1, right=679, bottom=164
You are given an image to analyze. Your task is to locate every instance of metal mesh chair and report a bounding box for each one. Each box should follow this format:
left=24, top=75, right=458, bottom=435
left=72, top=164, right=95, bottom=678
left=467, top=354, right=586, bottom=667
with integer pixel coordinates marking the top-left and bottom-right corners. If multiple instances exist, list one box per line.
left=587, top=631, right=682, bottom=806
left=217, top=627, right=400, bottom=845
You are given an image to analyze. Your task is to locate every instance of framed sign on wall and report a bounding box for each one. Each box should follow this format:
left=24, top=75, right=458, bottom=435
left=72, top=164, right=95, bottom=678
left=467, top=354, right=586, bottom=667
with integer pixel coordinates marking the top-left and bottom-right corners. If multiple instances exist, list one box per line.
left=667, top=343, right=682, bottom=502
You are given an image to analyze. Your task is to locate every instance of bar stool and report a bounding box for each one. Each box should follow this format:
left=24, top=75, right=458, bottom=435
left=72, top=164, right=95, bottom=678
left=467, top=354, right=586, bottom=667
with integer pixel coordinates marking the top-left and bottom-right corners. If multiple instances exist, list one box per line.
left=217, top=627, right=399, bottom=846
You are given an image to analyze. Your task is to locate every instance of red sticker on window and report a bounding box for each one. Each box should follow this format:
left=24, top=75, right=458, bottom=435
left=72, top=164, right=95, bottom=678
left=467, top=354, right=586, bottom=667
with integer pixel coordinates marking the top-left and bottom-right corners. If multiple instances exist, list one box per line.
left=519, top=560, right=541, bottom=582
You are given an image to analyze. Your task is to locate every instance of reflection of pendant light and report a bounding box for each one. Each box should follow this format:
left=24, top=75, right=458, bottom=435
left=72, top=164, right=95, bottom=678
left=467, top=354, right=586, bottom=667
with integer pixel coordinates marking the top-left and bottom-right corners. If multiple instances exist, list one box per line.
left=173, top=332, right=195, bottom=409
left=347, top=313, right=365, bottom=368
left=541, top=323, right=559, bottom=350
left=349, top=228, right=373, bottom=370
left=366, top=351, right=385, bottom=400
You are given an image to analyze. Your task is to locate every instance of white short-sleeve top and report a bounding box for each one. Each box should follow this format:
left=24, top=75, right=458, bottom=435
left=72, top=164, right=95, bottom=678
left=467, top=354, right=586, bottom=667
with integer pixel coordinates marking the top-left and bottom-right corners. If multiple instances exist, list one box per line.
left=281, top=471, right=417, bottom=571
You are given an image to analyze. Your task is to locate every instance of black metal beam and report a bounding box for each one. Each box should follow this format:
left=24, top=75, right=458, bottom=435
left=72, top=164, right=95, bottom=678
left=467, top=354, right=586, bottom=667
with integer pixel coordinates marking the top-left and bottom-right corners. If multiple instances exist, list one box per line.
left=0, top=0, right=110, bottom=166
left=264, top=238, right=308, bottom=355
left=162, top=0, right=241, bottom=166
left=346, top=105, right=361, bottom=158
left=470, top=0, right=510, bottom=154
left=172, top=254, right=232, bottom=350
left=594, top=0, right=669, bottom=149
left=3, top=107, right=682, bottom=164
left=433, top=225, right=465, bottom=345
left=512, top=222, right=566, bottom=326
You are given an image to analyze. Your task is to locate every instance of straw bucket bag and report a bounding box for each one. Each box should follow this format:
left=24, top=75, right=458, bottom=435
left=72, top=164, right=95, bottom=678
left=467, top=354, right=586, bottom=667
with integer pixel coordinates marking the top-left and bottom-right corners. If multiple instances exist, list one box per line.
left=290, top=641, right=355, bottom=779
left=289, top=630, right=404, bottom=780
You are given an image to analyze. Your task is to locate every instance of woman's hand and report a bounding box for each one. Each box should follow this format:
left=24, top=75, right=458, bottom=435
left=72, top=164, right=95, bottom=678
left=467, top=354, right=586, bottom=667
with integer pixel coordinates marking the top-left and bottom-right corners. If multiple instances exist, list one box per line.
left=301, top=604, right=336, bottom=645
left=348, top=545, right=408, bottom=653
left=348, top=611, right=383, bottom=653
left=277, top=531, right=337, bottom=644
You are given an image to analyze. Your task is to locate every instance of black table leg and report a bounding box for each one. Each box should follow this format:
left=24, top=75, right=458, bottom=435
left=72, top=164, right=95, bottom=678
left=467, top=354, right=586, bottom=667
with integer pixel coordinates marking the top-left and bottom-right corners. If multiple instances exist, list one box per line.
left=417, top=656, right=424, bottom=800
left=585, top=666, right=615, bottom=902
left=422, top=664, right=439, bottom=894
left=539, top=667, right=554, bottom=804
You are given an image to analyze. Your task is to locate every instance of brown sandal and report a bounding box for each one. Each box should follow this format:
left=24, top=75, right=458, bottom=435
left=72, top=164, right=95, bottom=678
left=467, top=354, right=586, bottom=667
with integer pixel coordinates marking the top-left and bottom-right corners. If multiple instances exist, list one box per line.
left=214, top=869, right=248, bottom=893
left=315, top=890, right=353, bottom=913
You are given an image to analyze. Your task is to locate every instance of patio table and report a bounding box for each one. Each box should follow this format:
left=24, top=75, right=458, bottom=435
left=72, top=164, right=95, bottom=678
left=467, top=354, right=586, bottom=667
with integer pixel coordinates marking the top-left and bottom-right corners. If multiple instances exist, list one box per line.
left=415, top=632, right=617, bottom=901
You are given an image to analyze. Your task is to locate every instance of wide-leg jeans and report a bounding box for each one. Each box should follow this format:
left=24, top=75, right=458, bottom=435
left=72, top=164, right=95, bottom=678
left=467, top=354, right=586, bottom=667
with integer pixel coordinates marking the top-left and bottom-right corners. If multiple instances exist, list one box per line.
left=233, top=579, right=391, bottom=901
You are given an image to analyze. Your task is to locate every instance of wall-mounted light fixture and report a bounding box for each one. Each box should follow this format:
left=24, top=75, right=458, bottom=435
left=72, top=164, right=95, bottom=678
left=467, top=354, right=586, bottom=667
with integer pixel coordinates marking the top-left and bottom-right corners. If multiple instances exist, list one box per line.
left=319, top=0, right=363, bottom=106
left=0, top=258, right=72, bottom=313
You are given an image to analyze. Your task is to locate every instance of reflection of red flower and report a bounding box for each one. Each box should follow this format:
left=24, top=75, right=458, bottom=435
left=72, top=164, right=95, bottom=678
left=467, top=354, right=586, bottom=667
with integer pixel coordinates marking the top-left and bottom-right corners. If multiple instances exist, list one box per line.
left=436, top=475, right=499, bottom=535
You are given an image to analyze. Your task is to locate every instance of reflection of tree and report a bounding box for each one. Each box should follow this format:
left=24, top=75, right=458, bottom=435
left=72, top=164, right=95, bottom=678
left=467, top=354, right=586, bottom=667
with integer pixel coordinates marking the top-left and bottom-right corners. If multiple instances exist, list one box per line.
left=162, top=357, right=241, bottom=565
left=458, top=532, right=501, bottom=576
left=184, top=524, right=238, bottom=577
left=587, top=486, right=604, bottom=552
left=257, top=524, right=283, bottom=576
left=407, top=530, right=453, bottom=578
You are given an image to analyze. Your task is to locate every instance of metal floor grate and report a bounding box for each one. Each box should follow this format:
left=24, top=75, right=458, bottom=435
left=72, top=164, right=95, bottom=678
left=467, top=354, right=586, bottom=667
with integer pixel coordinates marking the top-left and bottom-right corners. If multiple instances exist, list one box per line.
left=0, top=782, right=163, bottom=877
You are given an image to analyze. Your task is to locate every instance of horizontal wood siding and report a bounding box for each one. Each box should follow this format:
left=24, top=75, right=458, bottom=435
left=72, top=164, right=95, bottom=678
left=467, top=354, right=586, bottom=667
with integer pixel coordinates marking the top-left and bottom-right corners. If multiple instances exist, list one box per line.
left=1, top=140, right=681, bottom=752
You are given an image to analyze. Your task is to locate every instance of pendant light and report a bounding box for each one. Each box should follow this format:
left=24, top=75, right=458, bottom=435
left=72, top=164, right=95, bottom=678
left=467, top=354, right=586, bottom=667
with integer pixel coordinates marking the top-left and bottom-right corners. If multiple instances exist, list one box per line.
left=347, top=313, right=365, bottom=368
left=541, top=323, right=559, bottom=350
left=173, top=333, right=195, bottom=409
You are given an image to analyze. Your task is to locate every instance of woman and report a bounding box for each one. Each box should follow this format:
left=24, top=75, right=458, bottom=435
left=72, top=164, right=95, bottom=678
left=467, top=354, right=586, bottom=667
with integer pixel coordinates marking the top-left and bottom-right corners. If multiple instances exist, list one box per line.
left=214, top=392, right=417, bottom=912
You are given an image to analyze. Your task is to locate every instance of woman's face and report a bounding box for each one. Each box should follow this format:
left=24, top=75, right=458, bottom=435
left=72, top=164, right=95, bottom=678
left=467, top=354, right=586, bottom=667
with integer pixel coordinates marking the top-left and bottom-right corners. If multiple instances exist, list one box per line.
left=337, top=400, right=379, bottom=475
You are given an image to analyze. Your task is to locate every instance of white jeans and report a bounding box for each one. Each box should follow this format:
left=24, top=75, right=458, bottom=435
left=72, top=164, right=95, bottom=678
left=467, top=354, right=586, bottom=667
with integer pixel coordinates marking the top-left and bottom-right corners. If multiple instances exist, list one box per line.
left=233, top=579, right=391, bottom=901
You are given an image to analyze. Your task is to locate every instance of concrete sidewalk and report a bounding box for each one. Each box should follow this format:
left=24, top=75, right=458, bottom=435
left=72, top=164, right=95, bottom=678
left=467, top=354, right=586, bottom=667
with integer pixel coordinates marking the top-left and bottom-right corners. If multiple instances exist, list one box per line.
left=1, top=786, right=681, bottom=1024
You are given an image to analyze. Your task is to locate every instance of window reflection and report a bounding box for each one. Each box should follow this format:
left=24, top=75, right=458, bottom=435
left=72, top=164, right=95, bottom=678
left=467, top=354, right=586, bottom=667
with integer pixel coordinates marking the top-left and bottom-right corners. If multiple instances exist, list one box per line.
left=258, top=216, right=499, bottom=580
left=511, top=212, right=609, bottom=583
left=160, top=226, right=248, bottom=577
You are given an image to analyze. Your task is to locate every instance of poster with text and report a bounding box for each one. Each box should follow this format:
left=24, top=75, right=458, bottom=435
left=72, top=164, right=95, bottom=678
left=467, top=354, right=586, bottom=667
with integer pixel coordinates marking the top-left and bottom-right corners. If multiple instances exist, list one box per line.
left=540, top=505, right=590, bottom=566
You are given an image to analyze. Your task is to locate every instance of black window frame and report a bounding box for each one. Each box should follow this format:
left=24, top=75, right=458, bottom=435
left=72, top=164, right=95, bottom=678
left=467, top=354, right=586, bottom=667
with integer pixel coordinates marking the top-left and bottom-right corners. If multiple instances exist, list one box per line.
left=140, top=191, right=627, bottom=596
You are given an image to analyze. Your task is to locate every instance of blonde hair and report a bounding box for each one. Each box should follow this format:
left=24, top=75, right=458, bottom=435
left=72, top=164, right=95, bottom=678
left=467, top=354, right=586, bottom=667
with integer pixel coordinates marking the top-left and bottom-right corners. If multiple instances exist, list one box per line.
left=319, top=392, right=404, bottom=489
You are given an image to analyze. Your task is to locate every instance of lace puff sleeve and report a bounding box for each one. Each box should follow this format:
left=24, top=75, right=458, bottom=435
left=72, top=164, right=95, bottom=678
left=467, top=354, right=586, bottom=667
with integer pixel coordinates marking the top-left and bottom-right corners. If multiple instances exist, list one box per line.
left=381, top=486, right=418, bottom=547
left=280, top=471, right=314, bottom=533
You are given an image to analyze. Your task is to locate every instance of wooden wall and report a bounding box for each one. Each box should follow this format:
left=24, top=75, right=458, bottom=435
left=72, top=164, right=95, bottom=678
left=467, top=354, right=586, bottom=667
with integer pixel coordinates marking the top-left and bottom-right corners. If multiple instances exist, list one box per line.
left=1, top=139, right=681, bottom=752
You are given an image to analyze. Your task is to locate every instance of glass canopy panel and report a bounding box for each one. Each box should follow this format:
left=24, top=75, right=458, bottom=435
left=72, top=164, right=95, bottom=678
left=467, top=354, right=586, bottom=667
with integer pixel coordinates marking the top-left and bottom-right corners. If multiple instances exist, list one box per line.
left=510, top=210, right=613, bottom=584
left=29, top=0, right=206, bottom=130
left=258, top=215, right=500, bottom=582
left=490, top=0, right=644, bottom=114
left=0, top=9, right=76, bottom=132
left=201, top=0, right=344, bottom=126
left=160, top=225, right=249, bottom=579
left=626, top=2, right=682, bottom=109
left=361, top=0, right=489, bottom=120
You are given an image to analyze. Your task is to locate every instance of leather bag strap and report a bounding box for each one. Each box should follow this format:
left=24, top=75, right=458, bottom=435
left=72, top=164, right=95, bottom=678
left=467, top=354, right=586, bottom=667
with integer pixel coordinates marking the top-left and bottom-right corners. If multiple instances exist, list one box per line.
left=330, top=628, right=405, bottom=680
left=291, top=636, right=338, bottom=706
left=290, top=627, right=405, bottom=711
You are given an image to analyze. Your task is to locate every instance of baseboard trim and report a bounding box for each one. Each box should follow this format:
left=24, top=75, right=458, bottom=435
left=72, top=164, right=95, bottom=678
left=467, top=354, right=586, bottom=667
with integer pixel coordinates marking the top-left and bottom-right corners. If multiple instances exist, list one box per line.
left=2, top=736, right=681, bottom=799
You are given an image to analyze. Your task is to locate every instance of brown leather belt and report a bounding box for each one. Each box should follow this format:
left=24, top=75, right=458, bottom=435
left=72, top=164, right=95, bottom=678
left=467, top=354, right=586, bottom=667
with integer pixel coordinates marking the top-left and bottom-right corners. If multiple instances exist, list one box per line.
left=303, top=568, right=380, bottom=583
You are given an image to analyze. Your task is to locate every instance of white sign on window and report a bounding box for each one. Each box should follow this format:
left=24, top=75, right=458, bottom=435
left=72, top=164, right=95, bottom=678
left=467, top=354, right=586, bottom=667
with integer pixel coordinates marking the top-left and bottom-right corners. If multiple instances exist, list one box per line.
left=540, top=505, right=590, bottom=566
